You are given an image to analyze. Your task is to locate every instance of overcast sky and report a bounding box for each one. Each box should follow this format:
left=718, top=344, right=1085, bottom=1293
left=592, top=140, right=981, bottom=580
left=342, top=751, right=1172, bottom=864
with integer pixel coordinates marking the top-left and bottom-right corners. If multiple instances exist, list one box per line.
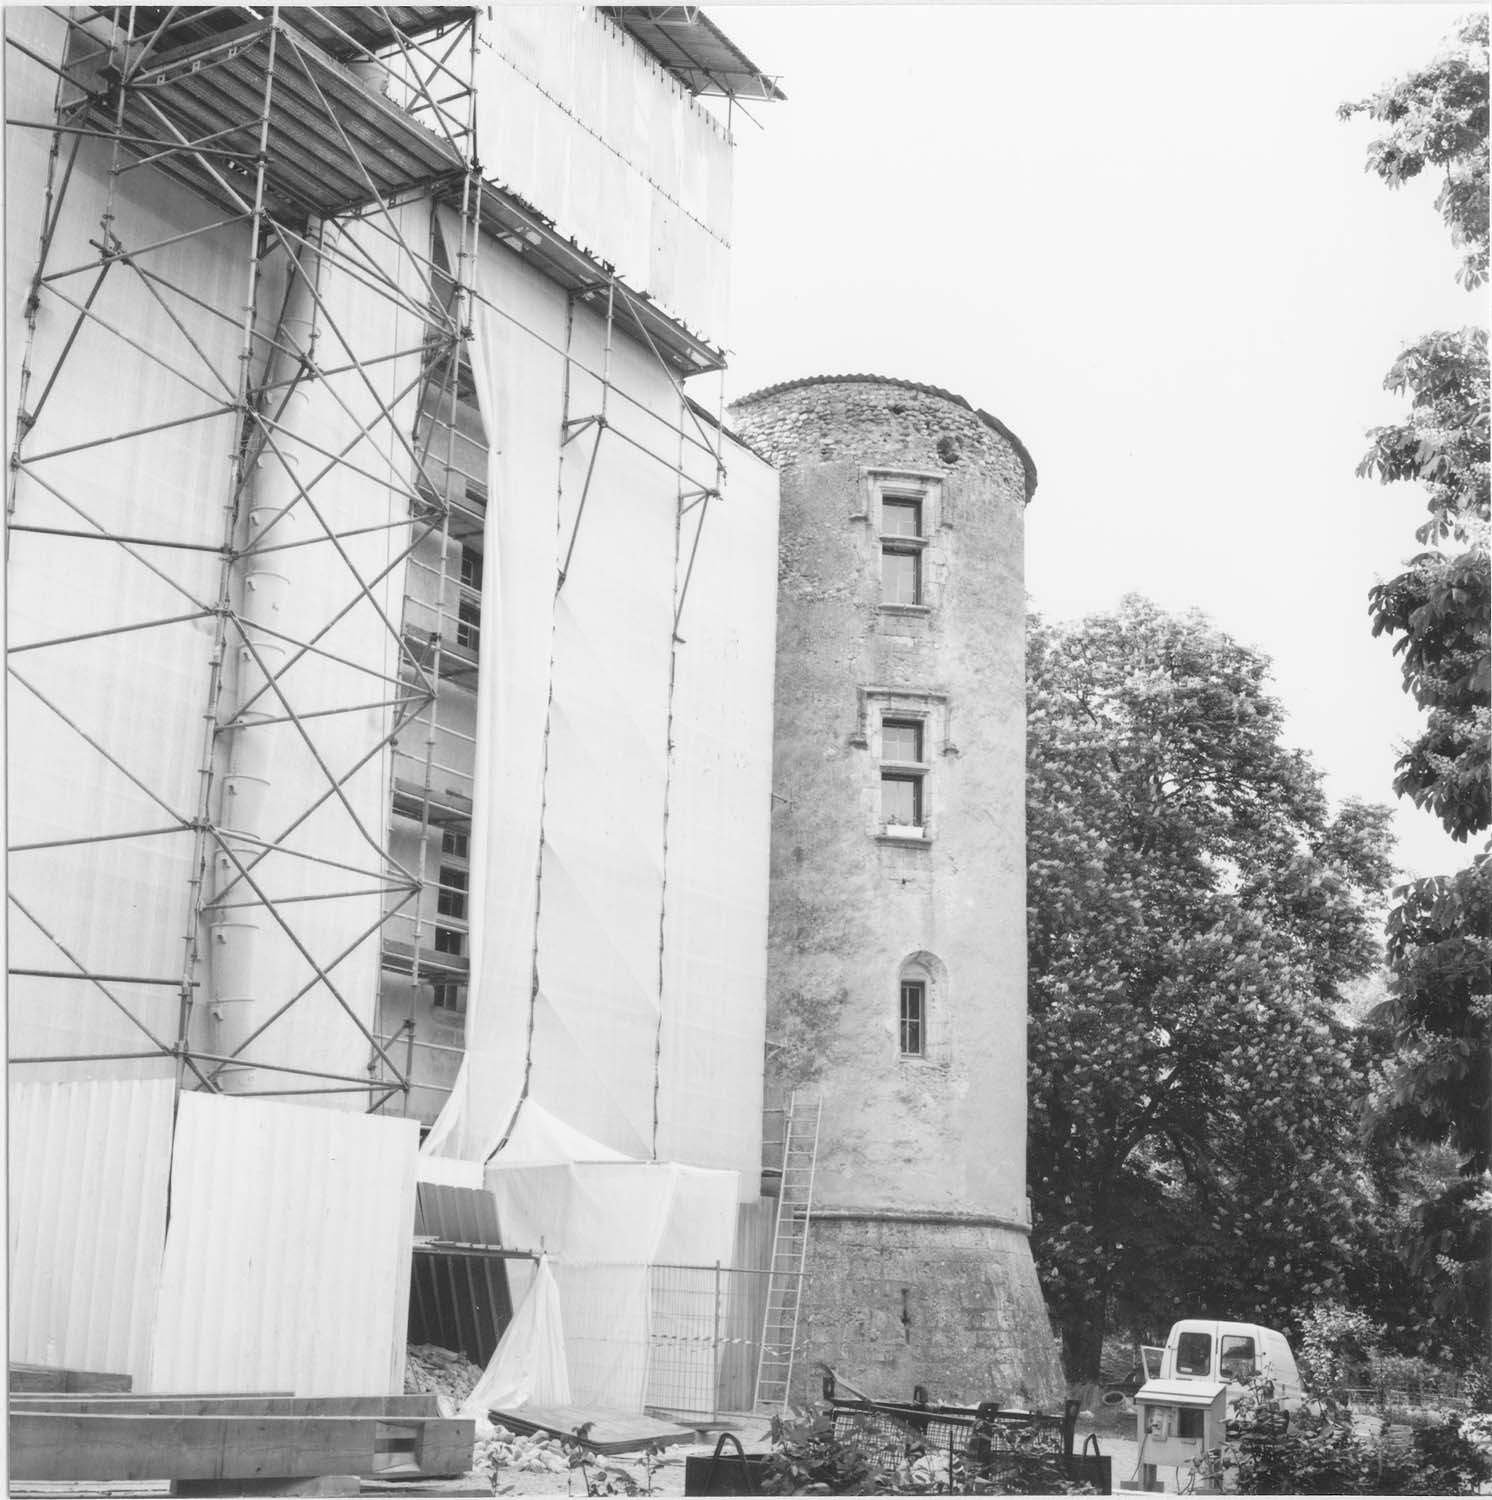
left=710, top=3, right=1482, bottom=880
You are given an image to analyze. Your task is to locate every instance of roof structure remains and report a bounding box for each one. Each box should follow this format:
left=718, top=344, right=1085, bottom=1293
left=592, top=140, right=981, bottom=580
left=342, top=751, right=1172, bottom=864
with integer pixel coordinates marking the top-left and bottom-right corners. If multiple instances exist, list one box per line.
left=731, top=373, right=1039, bottom=500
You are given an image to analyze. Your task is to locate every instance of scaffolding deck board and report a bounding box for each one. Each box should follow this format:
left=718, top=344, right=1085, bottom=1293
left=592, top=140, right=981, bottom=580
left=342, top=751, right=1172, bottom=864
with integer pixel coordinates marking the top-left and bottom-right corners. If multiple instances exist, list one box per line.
left=85, top=19, right=466, bottom=221
left=489, top=1404, right=702, bottom=1455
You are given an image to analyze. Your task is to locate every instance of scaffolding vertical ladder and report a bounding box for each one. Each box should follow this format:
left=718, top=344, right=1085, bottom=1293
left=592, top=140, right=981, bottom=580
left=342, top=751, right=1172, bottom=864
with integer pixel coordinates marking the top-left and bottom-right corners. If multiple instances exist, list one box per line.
left=754, top=1093, right=821, bottom=1412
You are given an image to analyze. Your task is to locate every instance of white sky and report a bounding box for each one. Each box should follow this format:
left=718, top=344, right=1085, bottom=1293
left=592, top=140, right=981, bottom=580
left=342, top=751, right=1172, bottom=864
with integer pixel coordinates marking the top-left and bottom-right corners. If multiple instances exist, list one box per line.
left=710, top=2, right=1483, bottom=880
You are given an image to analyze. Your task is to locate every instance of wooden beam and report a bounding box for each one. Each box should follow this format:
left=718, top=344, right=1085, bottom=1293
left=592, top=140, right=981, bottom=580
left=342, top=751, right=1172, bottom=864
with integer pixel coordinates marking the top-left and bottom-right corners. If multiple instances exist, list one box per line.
left=9, top=1362, right=132, bottom=1393
left=8, top=1411, right=475, bottom=1483
left=10, top=1394, right=439, bottom=1419
left=10, top=1412, right=375, bottom=1481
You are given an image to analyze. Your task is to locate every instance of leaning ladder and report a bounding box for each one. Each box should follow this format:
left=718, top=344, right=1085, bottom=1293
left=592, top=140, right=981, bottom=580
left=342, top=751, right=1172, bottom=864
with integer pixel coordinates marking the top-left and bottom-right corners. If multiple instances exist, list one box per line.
left=753, top=1092, right=822, bottom=1412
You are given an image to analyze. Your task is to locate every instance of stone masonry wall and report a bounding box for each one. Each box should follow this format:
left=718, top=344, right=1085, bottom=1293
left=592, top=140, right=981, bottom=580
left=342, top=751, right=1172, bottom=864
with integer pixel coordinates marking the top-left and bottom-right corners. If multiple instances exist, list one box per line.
left=729, top=374, right=1065, bottom=1405
left=800, top=1217, right=1066, bottom=1408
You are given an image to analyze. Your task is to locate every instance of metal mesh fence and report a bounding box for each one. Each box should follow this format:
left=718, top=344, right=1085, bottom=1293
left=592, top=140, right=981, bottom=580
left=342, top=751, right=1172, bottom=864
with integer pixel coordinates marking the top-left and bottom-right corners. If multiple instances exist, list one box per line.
left=647, top=1263, right=800, bottom=1417
left=827, top=1398, right=1078, bottom=1492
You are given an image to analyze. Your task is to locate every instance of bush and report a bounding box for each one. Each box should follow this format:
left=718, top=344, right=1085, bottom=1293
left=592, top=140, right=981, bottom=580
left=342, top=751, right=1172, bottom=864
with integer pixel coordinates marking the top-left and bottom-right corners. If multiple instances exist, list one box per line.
left=1296, top=1303, right=1384, bottom=1394
left=758, top=1408, right=1096, bottom=1495
left=1213, top=1375, right=1492, bottom=1495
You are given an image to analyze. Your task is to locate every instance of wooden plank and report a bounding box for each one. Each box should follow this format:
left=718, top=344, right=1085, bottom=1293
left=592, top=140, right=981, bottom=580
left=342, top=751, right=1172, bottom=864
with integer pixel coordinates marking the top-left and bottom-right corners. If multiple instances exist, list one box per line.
left=490, top=1403, right=700, bottom=1456
left=9, top=1414, right=375, bottom=1482
left=412, top=1417, right=478, bottom=1477
left=10, top=1364, right=133, bottom=1394
left=173, top=1480, right=360, bottom=1498
left=10, top=1396, right=439, bottom=1420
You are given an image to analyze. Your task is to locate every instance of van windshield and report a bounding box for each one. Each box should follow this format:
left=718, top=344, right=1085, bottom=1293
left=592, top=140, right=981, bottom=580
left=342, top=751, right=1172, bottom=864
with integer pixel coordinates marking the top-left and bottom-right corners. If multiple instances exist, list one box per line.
left=1176, top=1332, right=1212, bottom=1376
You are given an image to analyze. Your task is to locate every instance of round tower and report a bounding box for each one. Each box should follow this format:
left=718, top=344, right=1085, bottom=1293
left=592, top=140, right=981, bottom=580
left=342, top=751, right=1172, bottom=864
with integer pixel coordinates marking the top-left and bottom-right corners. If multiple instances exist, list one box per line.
left=729, top=375, right=1064, bottom=1406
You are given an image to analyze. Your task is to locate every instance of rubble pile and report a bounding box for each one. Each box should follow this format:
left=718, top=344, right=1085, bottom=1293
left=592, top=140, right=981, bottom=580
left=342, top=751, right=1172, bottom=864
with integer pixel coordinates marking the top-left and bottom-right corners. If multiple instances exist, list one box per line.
left=405, top=1342, right=484, bottom=1406
left=475, top=1424, right=574, bottom=1480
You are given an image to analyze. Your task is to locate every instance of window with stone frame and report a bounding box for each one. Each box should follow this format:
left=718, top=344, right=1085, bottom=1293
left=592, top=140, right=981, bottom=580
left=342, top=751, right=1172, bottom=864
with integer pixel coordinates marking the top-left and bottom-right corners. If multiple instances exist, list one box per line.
left=879, top=491, right=926, bottom=606
left=880, top=714, right=929, bottom=833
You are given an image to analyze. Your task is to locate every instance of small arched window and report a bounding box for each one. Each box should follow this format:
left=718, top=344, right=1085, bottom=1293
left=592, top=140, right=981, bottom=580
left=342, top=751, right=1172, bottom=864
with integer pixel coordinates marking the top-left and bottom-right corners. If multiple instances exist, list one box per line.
left=897, top=951, right=948, bottom=1061
left=899, top=956, right=931, bottom=1057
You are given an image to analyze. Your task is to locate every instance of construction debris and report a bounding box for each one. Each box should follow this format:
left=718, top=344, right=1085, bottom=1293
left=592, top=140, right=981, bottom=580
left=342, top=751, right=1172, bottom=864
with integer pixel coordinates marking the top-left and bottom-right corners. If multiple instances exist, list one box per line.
left=406, top=1345, right=486, bottom=1410
left=404, top=1346, right=576, bottom=1489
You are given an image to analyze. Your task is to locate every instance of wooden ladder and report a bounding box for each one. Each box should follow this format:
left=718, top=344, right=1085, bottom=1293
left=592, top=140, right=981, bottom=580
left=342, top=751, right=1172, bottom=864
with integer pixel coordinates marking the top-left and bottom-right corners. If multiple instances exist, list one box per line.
left=753, top=1092, right=821, bottom=1413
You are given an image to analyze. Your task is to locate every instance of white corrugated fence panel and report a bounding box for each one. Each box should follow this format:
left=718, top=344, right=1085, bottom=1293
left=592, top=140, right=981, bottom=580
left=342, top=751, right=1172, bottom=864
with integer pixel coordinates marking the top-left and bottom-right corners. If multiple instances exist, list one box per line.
left=8, top=1077, right=176, bottom=1387
left=151, top=1091, right=420, bottom=1395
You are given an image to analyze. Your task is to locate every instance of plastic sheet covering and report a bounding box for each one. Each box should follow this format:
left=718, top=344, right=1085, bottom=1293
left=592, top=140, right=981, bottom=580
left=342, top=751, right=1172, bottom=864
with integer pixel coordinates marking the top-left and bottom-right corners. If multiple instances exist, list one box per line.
left=487, top=1156, right=739, bottom=1410
left=151, top=1091, right=419, bottom=1395
left=6, top=21, right=250, bottom=1076
left=5, top=9, right=421, bottom=1090
left=8, top=1077, right=175, bottom=1388
left=422, top=216, right=776, bottom=1190
left=476, top=7, right=733, bottom=342
left=461, top=1256, right=572, bottom=1413
left=655, top=428, right=779, bottom=1171
left=421, top=217, right=567, bottom=1161
left=209, top=208, right=425, bottom=1090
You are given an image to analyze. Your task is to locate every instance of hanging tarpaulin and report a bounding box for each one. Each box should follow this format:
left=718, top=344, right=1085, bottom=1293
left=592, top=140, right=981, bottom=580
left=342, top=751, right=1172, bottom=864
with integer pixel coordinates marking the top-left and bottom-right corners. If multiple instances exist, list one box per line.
left=485, top=1155, right=739, bottom=1411
left=421, top=209, right=565, bottom=1163
left=461, top=1255, right=572, bottom=1415
left=420, top=199, right=777, bottom=1189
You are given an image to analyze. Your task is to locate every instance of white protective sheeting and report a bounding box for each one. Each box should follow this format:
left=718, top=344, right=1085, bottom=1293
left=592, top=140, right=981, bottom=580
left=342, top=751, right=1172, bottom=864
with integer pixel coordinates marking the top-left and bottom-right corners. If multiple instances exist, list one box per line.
left=488, top=1157, right=739, bottom=1411
left=655, top=431, right=779, bottom=1169
left=6, top=10, right=422, bottom=1091
left=151, top=1091, right=419, bottom=1395
left=8, top=1077, right=176, bottom=1387
left=476, top=7, right=733, bottom=343
left=422, top=219, right=776, bottom=1190
left=6, top=20, right=248, bottom=1076
left=461, top=1256, right=572, bottom=1414
left=208, top=210, right=425, bottom=1091
left=421, top=220, right=568, bottom=1162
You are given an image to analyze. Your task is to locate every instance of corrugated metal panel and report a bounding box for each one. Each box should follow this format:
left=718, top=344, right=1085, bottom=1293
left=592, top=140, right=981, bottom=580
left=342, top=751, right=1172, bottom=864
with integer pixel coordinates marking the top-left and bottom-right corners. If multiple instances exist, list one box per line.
left=8, top=1077, right=176, bottom=1387
left=151, top=1091, right=420, bottom=1396
left=414, top=1181, right=502, bottom=1243
left=410, top=1181, right=512, bottom=1364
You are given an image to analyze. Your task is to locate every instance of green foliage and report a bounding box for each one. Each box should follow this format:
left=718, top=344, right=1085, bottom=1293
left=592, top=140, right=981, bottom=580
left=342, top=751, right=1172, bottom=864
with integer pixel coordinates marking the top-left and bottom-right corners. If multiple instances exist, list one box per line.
left=1222, top=1395, right=1492, bottom=1494
left=758, top=1410, right=1095, bottom=1495
left=1338, top=12, right=1489, bottom=289
left=1369, top=856, right=1491, bottom=1173
left=1296, top=1302, right=1385, bottom=1393
left=762, top=1410, right=884, bottom=1495
left=1360, top=330, right=1490, bottom=840
left=1344, top=8, right=1492, bottom=1369
left=1026, top=597, right=1396, bottom=1380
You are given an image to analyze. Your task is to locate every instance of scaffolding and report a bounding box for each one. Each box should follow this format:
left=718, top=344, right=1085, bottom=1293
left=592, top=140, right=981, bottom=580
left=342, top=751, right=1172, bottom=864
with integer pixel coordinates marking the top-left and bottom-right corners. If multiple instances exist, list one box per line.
left=7, top=4, right=752, bottom=1118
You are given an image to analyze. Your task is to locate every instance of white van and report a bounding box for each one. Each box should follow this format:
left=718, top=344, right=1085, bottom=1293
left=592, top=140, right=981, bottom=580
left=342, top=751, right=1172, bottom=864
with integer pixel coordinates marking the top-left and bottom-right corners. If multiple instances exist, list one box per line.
left=1155, top=1319, right=1305, bottom=1416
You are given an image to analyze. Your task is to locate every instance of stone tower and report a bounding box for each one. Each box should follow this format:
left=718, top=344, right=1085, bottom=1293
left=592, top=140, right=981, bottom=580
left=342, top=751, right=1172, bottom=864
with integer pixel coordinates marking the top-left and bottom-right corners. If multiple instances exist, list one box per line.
left=728, top=375, right=1065, bottom=1407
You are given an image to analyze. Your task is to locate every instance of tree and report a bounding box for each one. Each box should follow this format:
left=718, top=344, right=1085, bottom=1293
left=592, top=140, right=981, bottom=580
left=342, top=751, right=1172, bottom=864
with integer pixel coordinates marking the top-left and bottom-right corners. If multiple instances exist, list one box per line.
left=1343, top=11, right=1491, bottom=1360
left=1026, top=598, right=1395, bottom=1381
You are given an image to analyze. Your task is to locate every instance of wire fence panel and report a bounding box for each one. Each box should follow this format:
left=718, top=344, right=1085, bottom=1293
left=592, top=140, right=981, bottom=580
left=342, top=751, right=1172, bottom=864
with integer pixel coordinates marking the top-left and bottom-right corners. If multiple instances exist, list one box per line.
left=647, top=1264, right=798, bottom=1417
left=827, top=1398, right=1079, bottom=1492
